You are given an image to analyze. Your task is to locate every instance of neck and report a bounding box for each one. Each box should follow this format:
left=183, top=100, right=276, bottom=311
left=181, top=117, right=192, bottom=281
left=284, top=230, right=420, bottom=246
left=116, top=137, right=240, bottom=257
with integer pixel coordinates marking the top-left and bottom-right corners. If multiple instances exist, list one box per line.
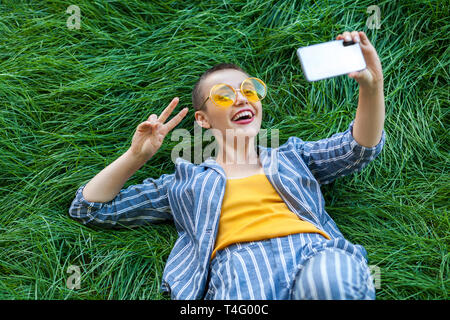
left=215, top=135, right=259, bottom=168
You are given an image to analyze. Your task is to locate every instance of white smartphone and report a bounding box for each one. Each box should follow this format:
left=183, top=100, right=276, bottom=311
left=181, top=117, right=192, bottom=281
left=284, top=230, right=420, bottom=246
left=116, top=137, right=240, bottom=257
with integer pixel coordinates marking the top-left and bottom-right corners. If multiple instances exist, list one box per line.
left=297, top=39, right=366, bottom=82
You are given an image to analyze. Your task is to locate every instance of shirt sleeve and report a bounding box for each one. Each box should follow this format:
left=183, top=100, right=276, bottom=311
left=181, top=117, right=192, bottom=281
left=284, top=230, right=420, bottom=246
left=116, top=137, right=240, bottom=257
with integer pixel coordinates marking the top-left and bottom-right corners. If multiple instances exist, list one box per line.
left=68, top=172, right=175, bottom=228
left=288, top=120, right=386, bottom=185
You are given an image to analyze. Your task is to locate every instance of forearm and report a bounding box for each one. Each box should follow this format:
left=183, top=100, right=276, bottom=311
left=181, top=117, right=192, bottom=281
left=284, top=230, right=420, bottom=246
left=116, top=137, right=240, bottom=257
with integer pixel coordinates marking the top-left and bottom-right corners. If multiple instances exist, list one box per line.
left=82, top=149, right=148, bottom=203
left=353, top=81, right=385, bottom=148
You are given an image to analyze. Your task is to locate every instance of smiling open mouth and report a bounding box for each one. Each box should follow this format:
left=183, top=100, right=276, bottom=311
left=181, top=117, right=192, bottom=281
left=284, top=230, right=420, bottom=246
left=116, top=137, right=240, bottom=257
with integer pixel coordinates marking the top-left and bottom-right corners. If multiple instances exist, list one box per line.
left=233, top=116, right=255, bottom=124
left=231, top=111, right=255, bottom=124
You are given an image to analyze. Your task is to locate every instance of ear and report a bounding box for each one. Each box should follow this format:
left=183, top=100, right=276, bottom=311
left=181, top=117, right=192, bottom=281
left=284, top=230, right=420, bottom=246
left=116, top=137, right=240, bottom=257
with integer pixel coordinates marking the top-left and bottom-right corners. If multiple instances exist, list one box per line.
left=194, top=110, right=211, bottom=129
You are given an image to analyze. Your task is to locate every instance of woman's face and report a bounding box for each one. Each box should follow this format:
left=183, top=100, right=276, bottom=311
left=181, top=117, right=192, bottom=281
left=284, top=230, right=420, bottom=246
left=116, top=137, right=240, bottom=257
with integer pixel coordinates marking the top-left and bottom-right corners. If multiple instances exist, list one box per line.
left=194, top=69, right=263, bottom=140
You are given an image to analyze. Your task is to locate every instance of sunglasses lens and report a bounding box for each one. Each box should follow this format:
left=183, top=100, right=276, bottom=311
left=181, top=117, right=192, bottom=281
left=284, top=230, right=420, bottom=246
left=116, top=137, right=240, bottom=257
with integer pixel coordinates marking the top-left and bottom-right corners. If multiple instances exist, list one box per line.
left=210, top=78, right=267, bottom=108
left=242, top=78, right=266, bottom=102
left=211, top=84, right=235, bottom=108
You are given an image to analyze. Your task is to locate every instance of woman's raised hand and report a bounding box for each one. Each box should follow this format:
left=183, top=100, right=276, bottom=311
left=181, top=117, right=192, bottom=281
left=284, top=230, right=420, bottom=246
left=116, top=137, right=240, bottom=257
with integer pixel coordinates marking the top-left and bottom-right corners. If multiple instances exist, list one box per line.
left=336, top=31, right=383, bottom=88
left=129, top=97, right=188, bottom=162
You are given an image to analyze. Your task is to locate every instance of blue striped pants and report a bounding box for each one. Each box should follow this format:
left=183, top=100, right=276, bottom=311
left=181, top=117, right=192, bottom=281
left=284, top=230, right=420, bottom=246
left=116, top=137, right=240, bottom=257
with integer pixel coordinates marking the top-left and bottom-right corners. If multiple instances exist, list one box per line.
left=205, top=233, right=375, bottom=300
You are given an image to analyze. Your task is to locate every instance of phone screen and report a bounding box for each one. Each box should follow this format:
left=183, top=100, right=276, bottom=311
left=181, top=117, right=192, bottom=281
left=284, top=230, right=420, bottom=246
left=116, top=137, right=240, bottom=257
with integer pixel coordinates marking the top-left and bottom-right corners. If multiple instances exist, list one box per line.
left=297, top=40, right=366, bottom=82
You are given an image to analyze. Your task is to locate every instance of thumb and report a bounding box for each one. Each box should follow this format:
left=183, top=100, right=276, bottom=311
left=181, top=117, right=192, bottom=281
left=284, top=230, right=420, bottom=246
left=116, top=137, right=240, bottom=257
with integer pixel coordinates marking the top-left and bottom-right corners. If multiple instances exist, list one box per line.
left=138, top=120, right=158, bottom=132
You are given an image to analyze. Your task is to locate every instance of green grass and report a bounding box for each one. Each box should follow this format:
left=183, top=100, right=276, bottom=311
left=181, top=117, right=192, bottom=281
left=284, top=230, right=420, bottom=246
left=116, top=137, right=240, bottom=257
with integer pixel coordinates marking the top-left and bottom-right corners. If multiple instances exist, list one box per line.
left=0, top=0, right=448, bottom=300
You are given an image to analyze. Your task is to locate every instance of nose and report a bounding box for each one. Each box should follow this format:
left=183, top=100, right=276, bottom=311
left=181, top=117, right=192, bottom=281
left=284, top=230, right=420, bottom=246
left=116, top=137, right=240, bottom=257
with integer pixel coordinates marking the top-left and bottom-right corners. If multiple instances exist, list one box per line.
left=235, top=89, right=248, bottom=105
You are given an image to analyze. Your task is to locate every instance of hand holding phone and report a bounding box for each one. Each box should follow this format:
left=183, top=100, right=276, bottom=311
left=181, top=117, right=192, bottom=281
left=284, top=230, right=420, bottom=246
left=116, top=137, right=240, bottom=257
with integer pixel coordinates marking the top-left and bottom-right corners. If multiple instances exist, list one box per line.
left=297, top=39, right=366, bottom=82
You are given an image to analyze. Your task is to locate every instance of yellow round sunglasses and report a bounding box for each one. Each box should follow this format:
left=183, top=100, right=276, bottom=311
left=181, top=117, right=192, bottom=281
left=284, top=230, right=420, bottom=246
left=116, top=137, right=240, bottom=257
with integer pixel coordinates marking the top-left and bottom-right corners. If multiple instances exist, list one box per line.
left=199, top=77, right=267, bottom=110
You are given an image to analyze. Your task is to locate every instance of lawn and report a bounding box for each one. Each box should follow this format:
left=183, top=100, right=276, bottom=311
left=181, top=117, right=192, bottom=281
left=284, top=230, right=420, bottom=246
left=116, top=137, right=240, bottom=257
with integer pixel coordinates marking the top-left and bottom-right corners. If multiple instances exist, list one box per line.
left=0, top=0, right=448, bottom=300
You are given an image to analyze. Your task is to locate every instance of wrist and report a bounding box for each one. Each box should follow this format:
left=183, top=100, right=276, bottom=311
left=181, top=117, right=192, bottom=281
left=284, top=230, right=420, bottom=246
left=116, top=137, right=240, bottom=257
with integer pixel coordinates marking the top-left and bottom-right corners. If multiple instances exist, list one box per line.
left=360, top=79, right=384, bottom=94
left=124, top=149, right=150, bottom=168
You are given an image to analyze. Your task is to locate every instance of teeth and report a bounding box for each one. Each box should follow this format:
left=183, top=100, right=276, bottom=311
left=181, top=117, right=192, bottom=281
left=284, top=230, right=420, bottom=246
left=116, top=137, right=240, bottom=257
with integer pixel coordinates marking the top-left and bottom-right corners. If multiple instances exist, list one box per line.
left=232, top=111, right=253, bottom=121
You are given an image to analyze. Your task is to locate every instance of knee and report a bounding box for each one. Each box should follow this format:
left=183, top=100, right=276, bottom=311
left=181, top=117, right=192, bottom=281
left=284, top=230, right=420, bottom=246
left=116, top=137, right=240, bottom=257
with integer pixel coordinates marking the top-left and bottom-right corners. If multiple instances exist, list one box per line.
left=292, top=249, right=375, bottom=300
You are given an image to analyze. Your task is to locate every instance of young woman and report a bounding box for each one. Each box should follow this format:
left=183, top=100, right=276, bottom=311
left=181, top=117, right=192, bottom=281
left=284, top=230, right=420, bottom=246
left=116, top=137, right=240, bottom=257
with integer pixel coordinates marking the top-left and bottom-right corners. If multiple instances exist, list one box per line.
left=69, top=30, right=385, bottom=300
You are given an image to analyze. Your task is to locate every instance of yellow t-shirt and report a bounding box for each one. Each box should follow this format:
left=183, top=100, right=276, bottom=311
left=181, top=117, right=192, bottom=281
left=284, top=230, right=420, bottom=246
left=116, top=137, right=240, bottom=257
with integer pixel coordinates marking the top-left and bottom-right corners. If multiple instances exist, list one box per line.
left=211, top=173, right=330, bottom=260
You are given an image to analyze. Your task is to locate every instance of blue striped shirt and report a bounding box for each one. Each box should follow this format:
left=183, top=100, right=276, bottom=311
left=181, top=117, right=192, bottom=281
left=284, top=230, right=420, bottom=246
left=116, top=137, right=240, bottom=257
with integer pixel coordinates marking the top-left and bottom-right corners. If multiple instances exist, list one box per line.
left=68, top=119, right=386, bottom=299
